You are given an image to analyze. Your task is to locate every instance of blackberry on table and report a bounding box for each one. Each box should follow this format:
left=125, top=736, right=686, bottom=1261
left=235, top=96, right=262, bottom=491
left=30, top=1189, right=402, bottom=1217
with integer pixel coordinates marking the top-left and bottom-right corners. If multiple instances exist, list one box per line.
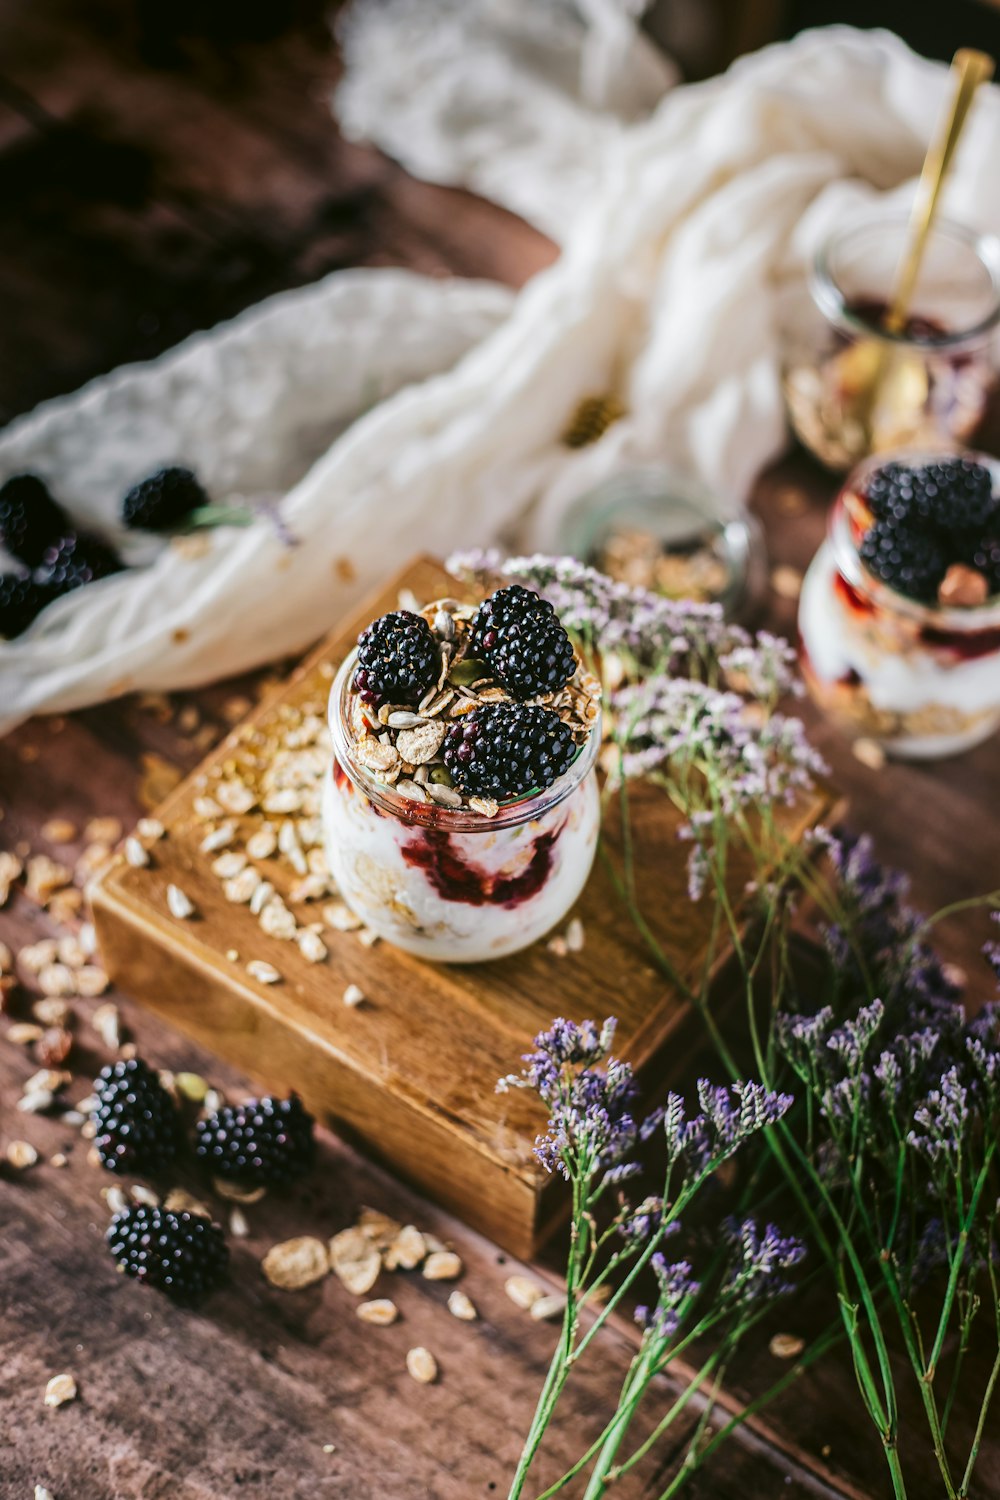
left=92, top=1057, right=181, bottom=1175
left=469, top=584, right=576, bottom=700
left=195, top=1092, right=315, bottom=1187
left=36, top=532, right=122, bottom=595
left=354, top=609, right=439, bottom=706
left=443, top=702, right=578, bottom=801
left=0, top=473, right=68, bottom=566
left=0, top=572, right=49, bottom=638
left=107, top=1204, right=229, bottom=1305
left=859, top=519, right=947, bottom=604
left=122, top=466, right=209, bottom=532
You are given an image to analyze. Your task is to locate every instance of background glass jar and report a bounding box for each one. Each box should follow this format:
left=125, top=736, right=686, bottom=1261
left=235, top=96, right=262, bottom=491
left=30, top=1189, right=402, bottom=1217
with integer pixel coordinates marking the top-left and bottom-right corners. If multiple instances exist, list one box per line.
left=798, top=451, right=1000, bottom=760
left=323, top=651, right=602, bottom=963
left=782, top=214, right=1000, bottom=471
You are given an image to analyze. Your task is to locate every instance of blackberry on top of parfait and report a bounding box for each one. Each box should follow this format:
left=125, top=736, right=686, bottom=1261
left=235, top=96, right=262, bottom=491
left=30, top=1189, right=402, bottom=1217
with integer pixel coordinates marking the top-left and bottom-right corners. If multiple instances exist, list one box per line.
left=345, top=584, right=601, bottom=816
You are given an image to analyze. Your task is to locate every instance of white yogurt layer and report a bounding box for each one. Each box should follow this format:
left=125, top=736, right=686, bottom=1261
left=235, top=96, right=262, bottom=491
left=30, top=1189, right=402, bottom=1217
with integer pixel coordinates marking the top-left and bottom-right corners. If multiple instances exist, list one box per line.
left=799, top=542, right=1000, bottom=719
left=322, top=764, right=600, bottom=963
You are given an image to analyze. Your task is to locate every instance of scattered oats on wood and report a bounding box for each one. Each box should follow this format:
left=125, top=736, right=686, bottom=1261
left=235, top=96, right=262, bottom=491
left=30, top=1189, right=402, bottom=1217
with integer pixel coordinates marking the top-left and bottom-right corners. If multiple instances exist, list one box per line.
left=212, top=1178, right=265, bottom=1206
left=131, top=1184, right=160, bottom=1208
left=91, top=1003, right=122, bottom=1051
left=357, top=1298, right=399, bottom=1326
left=289, top=874, right=329, bottom=904
left=422, top=1251, right=462, bottom=1281
left=447, top=1290, right=479, bottom=1322
left=358, top=1207, right=403, bottom=1248
left=38, top=964, right=77, bottom=998
left=324, top=901, right=362, bottom=932
left=35, top=1484, right=54, bottom=1499
left=263, top=789, right=303, bottom=815
left=33, top=996, right=71, bottom=1027
left=247, top=825, right=278, bottom=860
left=769, top=1332, right=805, bottom=1360
left=124, top=837, right=150, bottom=868
left=343, top=983, right=366, bottom=1009
left=357, top=927, right=380, bottom=949
left=19, top=940, right=59, bottom=975
left=249, top=880, right=275, bottom=915
left=852, top=736, right=887, bottom=771
left=164, top=1188, right=209, bottom=1217
left=565, top=918, right=585, bottom=953
left=547, top=936, right=568, bottom=958
left=136, top=818, right=165, bottom=841
left=41, top=819, right=77, bottom=845
left=78, top=922, right=98, bottom=956
left=531, top=1293, right=567, bottom=1321
left=76, top=965, right=109, bottom=998
left=384, top=1224, right=426, bottom=1272
left=263, top=1236, right=330, bottom=1290
left=36, top=1028, right=74, bottom=1067
left=278, top=821, right=307, bottom=873
left=421, top=1232, right=448, bottom=1255
left=81, top=1123, right=98, bottom=1144
left=76, top=1094, right=98, bottom=1116
left=298, top=930, right=328, bottom=964
left=43, top=1373, right=77, bottom=1408
left=329, top=1226, right=382, bottom=1295
left=246, top=960, right=282, bottom=985
left=167, top=884, right=197, bottom=920
left=229, top=1207, right=250, bottom=1238
left=406, top=1347, right=438, bottom=1385
left=8, top=1023, right=43, bottom=1045
left=56, top=935, right=87, bottom=970
left=85, top=816, right=122, bottom=846
left=103, top=1185, right=129, bottom=1215
left=201, top=822, right=238, bottom=854
left=260, top=898, right=297, bottom=940
left=216, top=781, right=256, bottom=815
left=18, top=1088, right=54, bottom=1115
left=193, top=795, right=223, bottom=821
left=505, top=1275, right=544, bottom=1310
left=49, top=1153, right=67, bottom=1169
left=5, top=1139, right=38, bottom=1169
left=25, top=1067, right=70, bottom=1096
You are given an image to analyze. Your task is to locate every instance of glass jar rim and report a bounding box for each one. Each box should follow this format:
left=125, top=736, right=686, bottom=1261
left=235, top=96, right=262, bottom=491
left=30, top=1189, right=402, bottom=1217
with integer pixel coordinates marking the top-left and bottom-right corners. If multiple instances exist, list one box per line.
left=811, top=212, right=1000, bottom=350
left=328, top=649, right=602, bottom=830
left=830, top=450, right=1000, bottom=629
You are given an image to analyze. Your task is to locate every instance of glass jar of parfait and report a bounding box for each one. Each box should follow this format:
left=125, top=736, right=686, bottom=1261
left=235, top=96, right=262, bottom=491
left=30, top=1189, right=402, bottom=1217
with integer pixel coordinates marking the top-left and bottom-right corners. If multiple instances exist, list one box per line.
left=782, top=214, right=1000, bottom=470
left=323, top=587, right=602, bottom=963
left=799, top=450, right=1000, bottom=759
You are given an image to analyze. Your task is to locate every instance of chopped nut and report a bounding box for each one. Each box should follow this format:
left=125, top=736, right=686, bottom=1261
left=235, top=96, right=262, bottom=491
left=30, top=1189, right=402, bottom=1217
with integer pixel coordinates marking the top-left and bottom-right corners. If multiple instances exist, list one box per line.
left=224, top=867, right=262, bottom=905
left=201, top=823, right=238, bottom=855
left=5, top=1139, right=38, bottom=1170
left=852, top=737, right=887, bottom=772
left=33, top=996, right=71, bottom=1027
left=136, top=818, right=165, bottom=841
left=18, top=1088, right=55, bottom=1114
left=8, top=1022, right=43, bottom=1045
left=547, top=936, right=568, bottom=958
left=343, top=983, right=366, bottom=1009
left=55, top=935, right=87, bottom=970
left=131, top=1184, right=160, bottom=1208
left=91, top=1003, right=122, bottom=1050
left=565, top=917, right=585, bottom=953
left=229, top=1207, right=250, bottom=1238
left=212, top=850, right=247, bottom=880
left=769, top=1332, right=806, bottom=1360
left=36, top=1028, right=73, bottom=1067
left=385, top=1224, right=426, bottom=1272
left=124, top=837, right=150, bottom=868
left=193, top=795, right=223, bottom=821
left=35, top=1486, right=54, bottom=1500
left=215, top=781, right=256, bottom=815
left=38, top=964, right=76, bottom=998
left=246, top=960, right=282, bottom=985
left=406, top=1347, right=438, bottom=1384
left=422, top=1251, right=462, bottom=1281
left=447, top=1289, right=478, bottom=1322
left=259, top=899, right=297, bottom=940
left=103, top=1185, right=129, bottom=1214
left=505, top=1275, right=544, bottom=1311
left=939, top=563, right=988, bottom=608
left=43, top=1373, right=77, bottom=1408
left=25, top=855, right=72, bottom=903
left=164, top=1188, right=210, bottom=1217
left=166, top=884, right=197, bottom=920
left=49, top=1153, right=68, bottom=1169
left=356, top=1298, right=399, bottom=1326
left=213, top=1176, right=266, bottom=1204
left=262, top=1236, right=329, bottom=1290
left=246, top=825, right=278, bottom=860
left=85, top=816, right=122, bottom=846
left=42, top=819, right=77, bottom=845
left=248, top=880, right=275, bottom=915
left=324, top=901, right=362, bottom=932
left=298, top=930, right=327, bottom=964
left=330, top=1226, right=382, bottom=1294
left=76, top=965, right=109, bottom=998
left=531, top=1293, right=568, bottom=1321
left=19, top=939, right=59, bottom=975
left=358, top=1207, right=403, bottom=1248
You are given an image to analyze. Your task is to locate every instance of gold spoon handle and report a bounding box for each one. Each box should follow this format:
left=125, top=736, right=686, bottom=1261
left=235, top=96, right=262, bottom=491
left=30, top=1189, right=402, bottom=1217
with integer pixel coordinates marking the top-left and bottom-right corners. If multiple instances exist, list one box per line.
left=885, top=47, right=995, bottom=333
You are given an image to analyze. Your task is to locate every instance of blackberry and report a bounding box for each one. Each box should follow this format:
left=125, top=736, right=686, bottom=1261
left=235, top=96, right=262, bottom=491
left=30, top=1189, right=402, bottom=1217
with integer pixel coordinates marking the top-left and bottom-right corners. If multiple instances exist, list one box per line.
left=469, top=584, right=576, bottom=700
left=36, top=532, right=122, bottom=595
left=122, top=466, right=209, bottom=532
left=863, top=457, right=996, bottom=533
left=194, top=1092, right=315, bottom=1187
left=354, top=609, right=438, bottom=706
left=859, top=519, right=946, bottom=603
left=0, top=473, right=68, bottom=566
left=107, top=1204, right=229, bottom=1305
left=0, top=571, right=50, bottom=638
left=443, top=702, right=578, bottom=801
left=92, top=1057, right=181, bottom=1175
left=968, top=536, right=1000, bottom=596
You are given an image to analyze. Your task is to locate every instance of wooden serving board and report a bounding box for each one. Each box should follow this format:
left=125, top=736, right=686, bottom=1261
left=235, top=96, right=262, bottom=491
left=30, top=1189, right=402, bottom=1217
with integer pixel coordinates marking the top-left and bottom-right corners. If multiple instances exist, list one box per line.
left=90, top=555, right=833, bottom=1258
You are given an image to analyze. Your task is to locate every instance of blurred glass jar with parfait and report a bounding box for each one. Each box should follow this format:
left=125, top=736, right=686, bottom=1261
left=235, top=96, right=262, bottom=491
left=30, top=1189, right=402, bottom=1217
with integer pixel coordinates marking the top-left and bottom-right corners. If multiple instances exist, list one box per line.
left=781, top=214, right=1000, bottom=470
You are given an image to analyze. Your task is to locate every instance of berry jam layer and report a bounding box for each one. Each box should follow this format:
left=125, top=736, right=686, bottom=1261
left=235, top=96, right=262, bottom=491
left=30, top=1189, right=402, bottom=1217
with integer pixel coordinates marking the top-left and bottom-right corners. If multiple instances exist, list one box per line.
left=322, top=765, right=600, bottom=962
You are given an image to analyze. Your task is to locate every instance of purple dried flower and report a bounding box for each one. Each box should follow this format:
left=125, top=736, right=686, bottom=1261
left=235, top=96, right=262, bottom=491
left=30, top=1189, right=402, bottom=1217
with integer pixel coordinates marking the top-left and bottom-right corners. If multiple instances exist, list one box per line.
left=635, top=1256, right=701, bottom=1340
left=721, top=1217, right=806, bottom=1306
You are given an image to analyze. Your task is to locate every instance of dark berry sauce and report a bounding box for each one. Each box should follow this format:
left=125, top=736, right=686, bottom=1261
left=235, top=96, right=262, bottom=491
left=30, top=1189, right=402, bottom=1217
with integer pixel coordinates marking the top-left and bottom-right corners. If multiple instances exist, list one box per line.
left=834, top=571, right=875, bottom=617
left=402, top=821, right=566, bottom=907
left=920, top=622, right=1000, bottom=661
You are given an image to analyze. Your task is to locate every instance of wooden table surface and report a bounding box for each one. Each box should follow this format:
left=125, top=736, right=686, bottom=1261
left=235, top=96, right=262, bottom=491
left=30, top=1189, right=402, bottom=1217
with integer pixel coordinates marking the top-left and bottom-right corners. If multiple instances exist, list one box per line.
left=2, top=6, right=999, bottom=1499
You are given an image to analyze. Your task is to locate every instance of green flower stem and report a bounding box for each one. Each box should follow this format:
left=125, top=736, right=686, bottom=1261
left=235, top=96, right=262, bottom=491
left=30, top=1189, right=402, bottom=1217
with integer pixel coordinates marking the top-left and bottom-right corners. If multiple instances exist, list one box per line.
left=960, top=1348, right=1000, bottom=1499
left=580, top=1343, right=659, bottom=1500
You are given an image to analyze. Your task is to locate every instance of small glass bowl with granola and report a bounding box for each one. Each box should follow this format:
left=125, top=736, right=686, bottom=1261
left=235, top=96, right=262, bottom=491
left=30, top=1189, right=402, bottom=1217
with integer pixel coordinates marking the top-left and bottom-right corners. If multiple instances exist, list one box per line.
left=798, top=450, right=1000, bottom=759
left=323, top=584, right=602, bottom=962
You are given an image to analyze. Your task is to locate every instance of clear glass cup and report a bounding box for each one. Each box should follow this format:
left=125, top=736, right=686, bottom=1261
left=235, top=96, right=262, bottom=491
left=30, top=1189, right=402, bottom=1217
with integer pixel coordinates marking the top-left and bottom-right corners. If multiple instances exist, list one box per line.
left=798, top=450, right=1000, bottom=759
left=782, top=214, right=1000, bottom=470
left=322, top=650, right=602, bottom=962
